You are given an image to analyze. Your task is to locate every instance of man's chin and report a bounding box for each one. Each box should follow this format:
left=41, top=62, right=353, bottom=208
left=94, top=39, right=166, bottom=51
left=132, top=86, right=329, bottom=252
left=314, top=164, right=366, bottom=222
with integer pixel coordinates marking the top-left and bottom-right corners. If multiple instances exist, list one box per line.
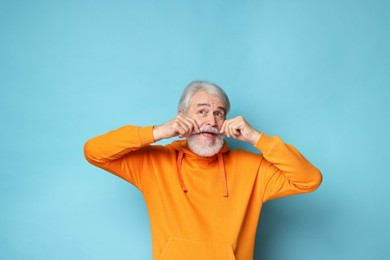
left=187, top=135, right=224, bottom=157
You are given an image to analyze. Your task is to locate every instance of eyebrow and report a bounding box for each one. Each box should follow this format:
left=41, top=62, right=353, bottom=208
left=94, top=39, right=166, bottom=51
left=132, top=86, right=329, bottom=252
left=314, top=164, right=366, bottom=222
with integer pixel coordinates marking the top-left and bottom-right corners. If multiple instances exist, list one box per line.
left=197, top=103, right=226, bottom=113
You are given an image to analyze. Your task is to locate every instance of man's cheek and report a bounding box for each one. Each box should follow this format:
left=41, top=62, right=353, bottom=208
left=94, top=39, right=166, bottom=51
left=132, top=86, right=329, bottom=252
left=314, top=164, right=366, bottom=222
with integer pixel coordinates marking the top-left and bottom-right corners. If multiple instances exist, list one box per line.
left=194, top=118, right=204, bottom=128
left=217, top=120, right=225, bottom=129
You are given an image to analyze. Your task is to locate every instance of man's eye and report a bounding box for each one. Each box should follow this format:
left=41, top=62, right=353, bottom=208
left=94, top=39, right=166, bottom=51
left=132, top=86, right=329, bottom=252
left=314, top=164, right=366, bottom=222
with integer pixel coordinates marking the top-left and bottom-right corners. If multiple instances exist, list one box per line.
left=214, top=112, right=224, bottom=118
left=199, top=110, right=207, bottom=116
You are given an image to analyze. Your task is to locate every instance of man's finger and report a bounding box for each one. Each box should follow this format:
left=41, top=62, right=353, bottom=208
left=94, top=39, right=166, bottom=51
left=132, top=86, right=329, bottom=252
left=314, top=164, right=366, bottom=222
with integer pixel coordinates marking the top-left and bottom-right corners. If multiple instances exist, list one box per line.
left=178, top=114, right=200, bottom=134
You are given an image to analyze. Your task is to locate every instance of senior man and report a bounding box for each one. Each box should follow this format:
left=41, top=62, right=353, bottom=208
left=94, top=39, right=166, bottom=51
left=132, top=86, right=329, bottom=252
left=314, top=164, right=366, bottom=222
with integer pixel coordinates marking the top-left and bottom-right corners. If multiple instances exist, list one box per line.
left=84, top=80, right=322, bottom=260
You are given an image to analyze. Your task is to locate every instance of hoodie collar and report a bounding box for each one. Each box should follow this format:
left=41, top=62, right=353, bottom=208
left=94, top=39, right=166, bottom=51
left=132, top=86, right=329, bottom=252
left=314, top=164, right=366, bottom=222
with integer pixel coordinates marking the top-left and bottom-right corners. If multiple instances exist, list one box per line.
left=171, top=140, right=230, bottom=197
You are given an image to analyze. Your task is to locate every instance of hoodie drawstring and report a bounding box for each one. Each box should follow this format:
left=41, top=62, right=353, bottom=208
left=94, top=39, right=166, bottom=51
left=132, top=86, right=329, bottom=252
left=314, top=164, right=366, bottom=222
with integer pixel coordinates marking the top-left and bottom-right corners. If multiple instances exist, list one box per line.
left=177, top=151, right=188, bottom=193
left=176, top=151, right=228, bottom=197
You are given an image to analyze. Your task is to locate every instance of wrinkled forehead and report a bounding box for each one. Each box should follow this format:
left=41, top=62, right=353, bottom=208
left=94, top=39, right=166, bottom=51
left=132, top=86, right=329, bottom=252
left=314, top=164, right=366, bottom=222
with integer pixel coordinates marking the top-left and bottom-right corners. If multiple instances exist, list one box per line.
left=189, top=91, right=226, bottom=111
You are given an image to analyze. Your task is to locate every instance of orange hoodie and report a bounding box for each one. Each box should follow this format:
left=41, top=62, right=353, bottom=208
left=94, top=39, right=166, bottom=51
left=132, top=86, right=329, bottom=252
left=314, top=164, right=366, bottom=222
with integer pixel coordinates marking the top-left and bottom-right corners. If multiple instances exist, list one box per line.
left=84, top=125, right=322, bottom=260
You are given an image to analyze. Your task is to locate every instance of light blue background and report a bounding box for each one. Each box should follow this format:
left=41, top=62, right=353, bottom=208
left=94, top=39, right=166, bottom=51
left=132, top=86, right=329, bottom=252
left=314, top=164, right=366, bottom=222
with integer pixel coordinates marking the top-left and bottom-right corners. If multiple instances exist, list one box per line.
left=1, top=0, right=389, bottom=259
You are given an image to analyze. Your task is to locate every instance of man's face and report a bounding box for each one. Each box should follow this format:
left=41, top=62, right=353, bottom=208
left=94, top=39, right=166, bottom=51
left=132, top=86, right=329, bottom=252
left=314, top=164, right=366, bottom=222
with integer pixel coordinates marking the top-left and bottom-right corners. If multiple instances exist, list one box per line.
left=184, top=91, right=226, bottom=157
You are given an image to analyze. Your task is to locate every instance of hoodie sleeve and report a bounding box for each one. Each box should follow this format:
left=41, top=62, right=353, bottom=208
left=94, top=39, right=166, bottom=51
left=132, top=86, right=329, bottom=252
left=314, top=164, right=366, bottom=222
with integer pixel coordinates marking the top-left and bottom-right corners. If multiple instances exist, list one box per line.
left=254, top=133, right=322, bottom=202
left=83, top=125, right=155, bottom=188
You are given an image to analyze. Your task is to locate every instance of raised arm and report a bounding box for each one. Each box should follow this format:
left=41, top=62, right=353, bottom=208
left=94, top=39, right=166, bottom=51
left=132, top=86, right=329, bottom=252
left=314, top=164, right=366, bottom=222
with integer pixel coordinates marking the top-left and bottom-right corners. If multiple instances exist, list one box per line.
left=84, top=125, right=155, bottom=187
left=256, top=133, right=322, bottom=202
left=220, top=115, right=322, bottom=202
left=84, top=113, right=200, bottom=186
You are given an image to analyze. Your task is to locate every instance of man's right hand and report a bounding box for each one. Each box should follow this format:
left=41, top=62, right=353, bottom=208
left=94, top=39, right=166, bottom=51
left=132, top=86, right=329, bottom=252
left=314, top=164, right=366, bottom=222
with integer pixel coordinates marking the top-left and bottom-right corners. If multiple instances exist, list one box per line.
left=153, top=114, right=200, bottom=141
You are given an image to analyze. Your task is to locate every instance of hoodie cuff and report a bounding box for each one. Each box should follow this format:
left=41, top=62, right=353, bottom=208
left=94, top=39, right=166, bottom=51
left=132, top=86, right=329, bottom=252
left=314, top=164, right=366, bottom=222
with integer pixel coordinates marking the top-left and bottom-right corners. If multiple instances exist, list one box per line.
left=253, top=133, right=277, bottom=154
left=138, top=126, right=155, bottom=145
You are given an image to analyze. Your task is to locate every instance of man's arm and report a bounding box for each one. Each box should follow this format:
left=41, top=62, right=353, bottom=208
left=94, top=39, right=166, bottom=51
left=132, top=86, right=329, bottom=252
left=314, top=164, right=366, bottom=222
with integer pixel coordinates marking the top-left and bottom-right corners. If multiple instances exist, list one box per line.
left=255, top=133, right=322, bottom=201
left=220, top=115, right=322, bottom=201
left=84, top=114, right=199, bottom=186
left=85, top=114, right=198, bottom=167
left=84, top=125, right=155, bottom=187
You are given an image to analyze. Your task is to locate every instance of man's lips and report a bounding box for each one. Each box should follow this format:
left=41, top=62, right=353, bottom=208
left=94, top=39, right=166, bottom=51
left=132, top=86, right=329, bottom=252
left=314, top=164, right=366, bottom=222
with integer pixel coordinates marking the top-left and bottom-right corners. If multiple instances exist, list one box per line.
left=201, top=131, right=217, bottom=137
left=190, top=126, right=223, bottom=137
left=198, top=131, right=224, bottom=137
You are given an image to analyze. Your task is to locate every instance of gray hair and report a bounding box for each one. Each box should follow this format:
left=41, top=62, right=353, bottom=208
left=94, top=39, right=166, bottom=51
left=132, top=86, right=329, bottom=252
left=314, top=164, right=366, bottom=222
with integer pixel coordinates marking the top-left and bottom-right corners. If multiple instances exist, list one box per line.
left=178, top=80, right=230, bottom=115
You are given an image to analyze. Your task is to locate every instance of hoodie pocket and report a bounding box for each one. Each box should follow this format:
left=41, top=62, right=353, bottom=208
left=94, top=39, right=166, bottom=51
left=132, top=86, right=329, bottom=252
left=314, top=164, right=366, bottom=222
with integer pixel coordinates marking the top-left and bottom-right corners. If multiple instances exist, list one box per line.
left=159, top=237, right=236, bottom=260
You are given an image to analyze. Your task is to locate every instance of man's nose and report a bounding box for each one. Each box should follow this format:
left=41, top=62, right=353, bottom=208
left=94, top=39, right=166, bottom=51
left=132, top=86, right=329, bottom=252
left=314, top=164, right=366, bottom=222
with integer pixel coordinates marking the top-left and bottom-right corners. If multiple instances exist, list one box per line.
left=205, top=114, right=217, bottom=127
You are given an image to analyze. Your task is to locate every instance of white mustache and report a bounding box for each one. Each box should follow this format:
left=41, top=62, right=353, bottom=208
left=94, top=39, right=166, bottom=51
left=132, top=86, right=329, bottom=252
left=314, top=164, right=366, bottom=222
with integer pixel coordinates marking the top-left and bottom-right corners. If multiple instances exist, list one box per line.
left=199, top=126, right=221, bottom=135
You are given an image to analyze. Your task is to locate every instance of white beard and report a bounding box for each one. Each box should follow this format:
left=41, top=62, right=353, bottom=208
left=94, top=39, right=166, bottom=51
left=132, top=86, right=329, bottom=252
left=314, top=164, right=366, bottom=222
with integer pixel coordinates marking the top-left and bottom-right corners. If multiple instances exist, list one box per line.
left=187, top=132, right=224, bottom=157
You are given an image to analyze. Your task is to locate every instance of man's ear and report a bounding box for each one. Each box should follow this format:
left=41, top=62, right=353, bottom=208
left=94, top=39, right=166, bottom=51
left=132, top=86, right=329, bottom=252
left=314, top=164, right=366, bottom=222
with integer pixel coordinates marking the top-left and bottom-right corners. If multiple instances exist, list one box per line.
left=178, top=110, right=184, bottom=116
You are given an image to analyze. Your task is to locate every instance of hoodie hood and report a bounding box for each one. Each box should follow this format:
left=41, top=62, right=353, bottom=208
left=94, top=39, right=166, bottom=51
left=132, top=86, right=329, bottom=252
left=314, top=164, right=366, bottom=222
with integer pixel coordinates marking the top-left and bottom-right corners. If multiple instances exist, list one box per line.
left=169, top=139, right=231, bottom=197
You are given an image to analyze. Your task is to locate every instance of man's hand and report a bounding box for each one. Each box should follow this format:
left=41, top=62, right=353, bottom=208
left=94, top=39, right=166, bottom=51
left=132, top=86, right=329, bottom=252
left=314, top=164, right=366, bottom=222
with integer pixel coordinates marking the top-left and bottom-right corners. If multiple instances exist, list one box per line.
left=220, top=116, right=261, bottom=144
left=153, top=114, right=200, bottom=141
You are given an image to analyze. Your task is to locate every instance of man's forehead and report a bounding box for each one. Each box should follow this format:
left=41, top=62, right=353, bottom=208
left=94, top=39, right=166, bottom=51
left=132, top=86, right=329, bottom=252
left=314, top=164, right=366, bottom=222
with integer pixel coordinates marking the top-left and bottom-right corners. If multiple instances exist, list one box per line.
left=190, top=91, right=225, bottom=108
